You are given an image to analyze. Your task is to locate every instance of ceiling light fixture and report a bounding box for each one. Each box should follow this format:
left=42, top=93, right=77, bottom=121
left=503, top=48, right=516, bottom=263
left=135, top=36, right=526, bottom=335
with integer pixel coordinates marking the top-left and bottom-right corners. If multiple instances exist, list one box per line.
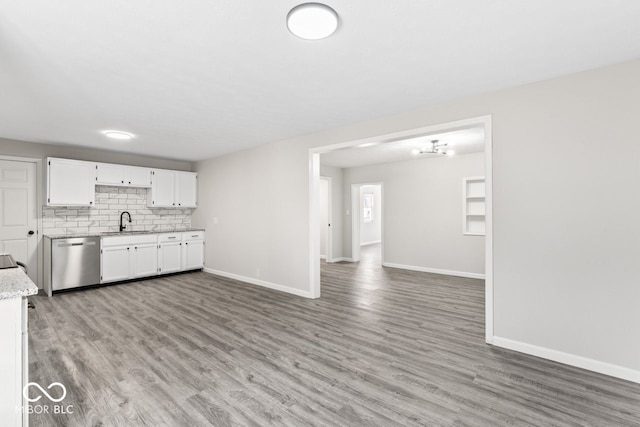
left=103, top=131, right=134, bottom=141
left=357, top=142, right=380, bottom=148
left=413, top=140, right=449, bottom=155
left=287, top=3, right=339, bottom=40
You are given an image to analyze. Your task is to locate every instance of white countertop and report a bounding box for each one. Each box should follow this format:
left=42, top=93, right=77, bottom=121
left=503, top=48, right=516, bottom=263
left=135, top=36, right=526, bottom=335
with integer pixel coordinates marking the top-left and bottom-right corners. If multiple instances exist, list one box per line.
left=0, top=255, right=38, bottom=299
left=44, top=228, right=205, bottom=239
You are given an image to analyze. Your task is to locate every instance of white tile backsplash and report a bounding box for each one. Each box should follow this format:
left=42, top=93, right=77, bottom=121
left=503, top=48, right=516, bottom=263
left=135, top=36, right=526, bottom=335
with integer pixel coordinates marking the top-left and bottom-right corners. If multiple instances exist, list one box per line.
left=42, top=185, right=192, bottom=235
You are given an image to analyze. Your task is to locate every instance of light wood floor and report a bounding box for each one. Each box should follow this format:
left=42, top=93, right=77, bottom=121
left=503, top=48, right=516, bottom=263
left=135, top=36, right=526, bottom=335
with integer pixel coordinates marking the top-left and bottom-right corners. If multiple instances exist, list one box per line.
left=28, top=245, right=640, bottom=426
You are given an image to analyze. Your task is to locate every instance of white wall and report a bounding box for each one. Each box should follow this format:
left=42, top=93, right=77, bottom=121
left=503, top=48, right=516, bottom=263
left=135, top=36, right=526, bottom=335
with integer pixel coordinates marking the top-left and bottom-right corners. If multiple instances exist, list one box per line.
left=346, top=154, right=484, bottom=275
left=319, top=178, right=329, bottom=257
left=359, top=185, right=381, bottom=245
left=193, top=59, right=640, bottom=380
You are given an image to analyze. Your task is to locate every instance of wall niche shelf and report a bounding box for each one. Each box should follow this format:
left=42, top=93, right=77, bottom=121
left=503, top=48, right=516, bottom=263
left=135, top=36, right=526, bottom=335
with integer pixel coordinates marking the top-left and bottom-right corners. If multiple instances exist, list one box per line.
left=463, top=176, right=486, bottom=236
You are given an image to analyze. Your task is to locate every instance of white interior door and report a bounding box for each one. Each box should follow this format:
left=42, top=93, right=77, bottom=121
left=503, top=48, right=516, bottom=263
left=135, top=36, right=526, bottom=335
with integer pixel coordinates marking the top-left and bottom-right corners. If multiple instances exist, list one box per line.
left=0, top=160, right=38, bottom=283
left=351, top=182, right=383, bottom=264
left=319, top=178, right=329, bottom=259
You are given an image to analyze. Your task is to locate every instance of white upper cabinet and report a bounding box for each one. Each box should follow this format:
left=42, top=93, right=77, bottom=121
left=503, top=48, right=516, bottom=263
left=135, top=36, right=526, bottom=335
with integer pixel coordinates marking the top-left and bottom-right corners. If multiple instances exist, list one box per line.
left=48, top=158, right=192, bottom=207
left=127, top=167, right=152, bottom=187
left=95, top=163, right=125, bottom=185
left=96, top=163, right=152, bottom=187
left=47, top=158, right=95, bottom=206
left=149, top=170, right=197, bottom=208
left=176, top=172, right=197, bottom=208
left=149, top=169, right=176, bottom=207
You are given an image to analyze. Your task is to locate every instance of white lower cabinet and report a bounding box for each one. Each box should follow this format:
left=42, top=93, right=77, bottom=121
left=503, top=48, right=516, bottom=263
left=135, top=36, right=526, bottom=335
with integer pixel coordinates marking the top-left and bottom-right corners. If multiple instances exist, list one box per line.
left=101, top=235, right=158, bottom=283
left=133, top=243, right=158, bottom=278
left=0, top=297, right=28, bottom=427
left=101, top=231, right=203, bottom=283
left=183, top=230, right=204, bottom=270
left=101, top=245, right=131, bottom=283
left=183, top=240, right=204, bottom=270
left=159, top=234, right=182, bottom=274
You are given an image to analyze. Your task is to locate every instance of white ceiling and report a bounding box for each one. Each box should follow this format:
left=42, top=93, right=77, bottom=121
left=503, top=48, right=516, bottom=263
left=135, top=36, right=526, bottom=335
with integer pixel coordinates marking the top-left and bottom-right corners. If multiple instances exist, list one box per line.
left=1, top=1, right=640, bottom=161
left=321, top=127, right=484, bottom=168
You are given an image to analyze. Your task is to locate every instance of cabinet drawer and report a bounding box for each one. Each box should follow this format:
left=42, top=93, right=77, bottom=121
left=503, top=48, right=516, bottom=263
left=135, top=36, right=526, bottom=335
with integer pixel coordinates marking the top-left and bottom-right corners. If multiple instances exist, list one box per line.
left=183, top=231, right=204, bottom=241
left=159, top=233, right=182, bottom=243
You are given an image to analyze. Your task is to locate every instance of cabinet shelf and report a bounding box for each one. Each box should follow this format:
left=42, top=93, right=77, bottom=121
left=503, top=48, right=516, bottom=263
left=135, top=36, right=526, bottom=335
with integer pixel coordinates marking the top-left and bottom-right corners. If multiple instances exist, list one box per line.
left=463, top=176, right=486, bottom=236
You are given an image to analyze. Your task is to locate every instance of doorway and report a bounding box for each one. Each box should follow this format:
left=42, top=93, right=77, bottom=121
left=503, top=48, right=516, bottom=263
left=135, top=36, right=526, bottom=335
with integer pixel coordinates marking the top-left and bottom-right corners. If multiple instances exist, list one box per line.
left=0, top=157, right=39, bottom=284
left=309, top=115, right=493, bottom=342
left=319, top=176, right=332, bottom=261
left=351, top=183, right=383, bottom=264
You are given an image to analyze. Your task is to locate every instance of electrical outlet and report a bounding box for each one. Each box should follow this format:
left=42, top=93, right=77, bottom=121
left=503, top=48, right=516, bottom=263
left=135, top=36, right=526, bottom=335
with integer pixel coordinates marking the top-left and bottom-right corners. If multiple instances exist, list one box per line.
left=213, top=217, right=218, bottom=224
left=255, top=268, right=260, bottom=278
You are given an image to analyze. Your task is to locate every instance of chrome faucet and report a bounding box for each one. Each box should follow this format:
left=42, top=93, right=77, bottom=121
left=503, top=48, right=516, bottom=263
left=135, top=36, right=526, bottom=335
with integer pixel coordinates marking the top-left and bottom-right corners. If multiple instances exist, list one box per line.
left=120, top=211, right=132, bottom=232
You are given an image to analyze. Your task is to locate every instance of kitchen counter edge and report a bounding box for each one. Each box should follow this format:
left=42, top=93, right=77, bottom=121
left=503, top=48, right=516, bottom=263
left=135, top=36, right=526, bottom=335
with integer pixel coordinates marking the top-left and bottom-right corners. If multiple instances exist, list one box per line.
left=44, top=228, right=205, bottom=239
left=0, top=260, right=38, bottom=300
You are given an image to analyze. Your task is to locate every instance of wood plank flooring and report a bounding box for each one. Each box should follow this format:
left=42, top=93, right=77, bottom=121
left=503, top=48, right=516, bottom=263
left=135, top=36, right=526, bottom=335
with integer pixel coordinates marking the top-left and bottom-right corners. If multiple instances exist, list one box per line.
left=28, top=244, right=640, bottom=426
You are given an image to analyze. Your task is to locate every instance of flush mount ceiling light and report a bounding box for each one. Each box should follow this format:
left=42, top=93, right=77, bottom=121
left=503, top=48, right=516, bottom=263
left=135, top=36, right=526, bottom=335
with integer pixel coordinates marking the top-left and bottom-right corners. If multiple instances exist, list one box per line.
left=357, top=142, right=381, bottom=148
left=412, top=140, right=453, bottom=156
left=287, top=3, right=339, bottom=40
left=103, top=130, right=134, bottom=141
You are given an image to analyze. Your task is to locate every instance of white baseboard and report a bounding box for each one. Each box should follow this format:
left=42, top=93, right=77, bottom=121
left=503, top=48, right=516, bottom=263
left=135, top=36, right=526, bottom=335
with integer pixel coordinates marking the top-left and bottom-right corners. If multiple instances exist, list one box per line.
left=492, top=336, right=640, bottom=384
left=319, top=255, right=327, bottom=260
left=203, top=268, right=313, bottom=298
left=382, top=262, right=485, bottom=279
left=328, top=257, right=354, bottom=263
left=361, top=240, right=381, bottom=246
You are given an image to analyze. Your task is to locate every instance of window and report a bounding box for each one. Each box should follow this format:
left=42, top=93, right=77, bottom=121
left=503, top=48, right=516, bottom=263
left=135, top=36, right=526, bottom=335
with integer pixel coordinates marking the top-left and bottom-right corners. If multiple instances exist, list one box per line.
left=363, top=193, right=374, bottom=223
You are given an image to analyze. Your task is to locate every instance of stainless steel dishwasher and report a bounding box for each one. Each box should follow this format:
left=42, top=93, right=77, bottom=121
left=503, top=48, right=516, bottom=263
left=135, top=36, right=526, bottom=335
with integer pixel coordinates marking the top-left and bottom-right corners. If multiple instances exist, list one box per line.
left=43, top=236, right=101, bottom=295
